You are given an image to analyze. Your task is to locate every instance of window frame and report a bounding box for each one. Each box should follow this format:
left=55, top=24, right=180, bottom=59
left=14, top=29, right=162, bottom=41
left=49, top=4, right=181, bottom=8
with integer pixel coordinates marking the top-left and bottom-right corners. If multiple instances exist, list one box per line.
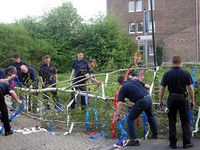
left=149, top=45, right=154, bottom=56
left=129, top=22, right=136, bottom=34
left=136, top=22, right=143, bottom=33
left=136, top=0, right=143, bottom=12
left=128, top=1, right=135, bottom=13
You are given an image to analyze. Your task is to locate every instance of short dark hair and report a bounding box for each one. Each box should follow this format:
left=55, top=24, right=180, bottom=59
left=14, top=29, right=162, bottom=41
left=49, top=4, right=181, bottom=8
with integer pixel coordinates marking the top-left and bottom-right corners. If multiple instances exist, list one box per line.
left=43, top=55, right=51, bottom=60
left=89, top=59, right=96, bottom=64
left=77, top=50, right=84, bottom=54
left=172, top=56, right=181, bottom=64
left=13, top=53, right=20, bottom=59
left=6, top=66, right=17, bottom=76
left=117, top=75, right=125, bottom=84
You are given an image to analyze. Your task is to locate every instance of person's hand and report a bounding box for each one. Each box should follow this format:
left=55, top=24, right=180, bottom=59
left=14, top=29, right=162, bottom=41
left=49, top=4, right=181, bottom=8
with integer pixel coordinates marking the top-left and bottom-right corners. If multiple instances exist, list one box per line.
left=190, top=101, right=195, bottom=108
left=17, top=100, right=22, bottom=104
left=85, top=73, right=90, bottom=79
left=8, top=74, right=16, bottom=80
left=159, top=101, right=163, bottom=107
left=96, top=81, right=101, bottom=87
left=115, top=114, right=121, bottom=122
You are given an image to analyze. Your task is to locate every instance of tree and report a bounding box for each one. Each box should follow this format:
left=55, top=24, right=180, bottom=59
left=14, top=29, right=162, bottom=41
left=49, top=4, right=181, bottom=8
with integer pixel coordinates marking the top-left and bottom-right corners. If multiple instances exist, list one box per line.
left=41, top=2, right=83, bottom=72
left=75, top=14, right=137, bottom=71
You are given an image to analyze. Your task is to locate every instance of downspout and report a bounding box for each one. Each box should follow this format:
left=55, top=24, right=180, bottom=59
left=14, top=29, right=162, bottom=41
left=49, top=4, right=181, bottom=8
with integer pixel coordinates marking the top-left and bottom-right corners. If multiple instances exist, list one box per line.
left=196, top=0, right=199, bottom=62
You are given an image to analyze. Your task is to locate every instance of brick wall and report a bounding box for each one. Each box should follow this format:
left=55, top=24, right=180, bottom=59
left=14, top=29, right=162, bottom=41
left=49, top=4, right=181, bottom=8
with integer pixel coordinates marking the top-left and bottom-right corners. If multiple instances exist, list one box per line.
left=107, top=0, right=200, bottom=62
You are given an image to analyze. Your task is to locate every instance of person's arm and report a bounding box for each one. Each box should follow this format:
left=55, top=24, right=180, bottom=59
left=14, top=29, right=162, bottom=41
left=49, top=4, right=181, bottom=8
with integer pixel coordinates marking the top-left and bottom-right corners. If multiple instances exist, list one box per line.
left=70, top=69, right=75, bottom=80
left=159, top=85, right=165, bottom=107
left=39, top=76, right=44, bottom=87
left=144, top=83, right=151, bottom=89
left=85, top=73, right=101, bottom=87
left=9, top=90, right=22, bottom=104
left=55, top=73, right=58, bottom=84
left=187, top=84, right=195, bottom=107
left=116, top=101, right=123, bottom=120
left=0, top=75, right=16, bottom=83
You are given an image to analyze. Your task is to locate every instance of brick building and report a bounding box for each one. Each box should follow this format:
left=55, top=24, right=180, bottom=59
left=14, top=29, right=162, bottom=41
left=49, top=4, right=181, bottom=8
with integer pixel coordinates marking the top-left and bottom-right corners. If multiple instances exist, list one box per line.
left=106, top=0, right=200, bottom=64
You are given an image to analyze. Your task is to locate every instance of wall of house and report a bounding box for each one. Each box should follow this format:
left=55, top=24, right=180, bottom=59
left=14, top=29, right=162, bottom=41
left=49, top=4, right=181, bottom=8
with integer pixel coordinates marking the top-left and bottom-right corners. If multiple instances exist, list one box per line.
left=107, top=0, right=199, bottom=63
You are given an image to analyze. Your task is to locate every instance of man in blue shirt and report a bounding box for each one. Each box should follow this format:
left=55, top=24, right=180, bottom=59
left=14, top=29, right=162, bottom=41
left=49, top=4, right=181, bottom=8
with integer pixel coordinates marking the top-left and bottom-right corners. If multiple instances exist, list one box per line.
left=20, top=65, right=38, bottom=111
left=0, top=66, right=18, bottom=79
left=0, top=68, right=22, bottom=136
left=38, top=55, right=58, bottom=109
left=12, top=54, right=29, bottom=85
left=159, top=56, right=195, bottom=149
left=20, top=65, right=38, bottom=88
left=70, top=50, right=88, bottom=111
left=116, top=75, right=158, bottom=146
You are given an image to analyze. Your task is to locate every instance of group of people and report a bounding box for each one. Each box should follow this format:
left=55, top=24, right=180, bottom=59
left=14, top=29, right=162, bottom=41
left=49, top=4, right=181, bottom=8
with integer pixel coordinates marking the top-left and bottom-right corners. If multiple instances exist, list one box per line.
left=116, top=55, right=195, bottom=149
left=0, top=54, right=58, bottom=136
left=0, top=51, right=196, bottom=149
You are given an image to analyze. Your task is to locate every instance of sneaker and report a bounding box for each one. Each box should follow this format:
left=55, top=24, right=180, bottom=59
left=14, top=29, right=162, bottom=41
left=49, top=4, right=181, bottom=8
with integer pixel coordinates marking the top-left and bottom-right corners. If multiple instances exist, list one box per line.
left=124, top=139, right=140, bottom=146
left=183, top=143, right=193, bottom=149
left=5, top=130, right=13, bottom=136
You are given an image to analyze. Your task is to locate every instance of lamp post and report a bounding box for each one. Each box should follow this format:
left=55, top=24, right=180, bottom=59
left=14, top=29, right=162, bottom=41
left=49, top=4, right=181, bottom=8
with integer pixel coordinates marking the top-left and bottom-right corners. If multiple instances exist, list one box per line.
left=150, top=0, right=157, bottom=69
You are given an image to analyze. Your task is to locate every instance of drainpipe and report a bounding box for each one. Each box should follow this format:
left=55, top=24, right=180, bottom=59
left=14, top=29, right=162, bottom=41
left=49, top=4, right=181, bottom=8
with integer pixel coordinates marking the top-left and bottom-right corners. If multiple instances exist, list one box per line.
left=196, top=0, right=199, bottom=62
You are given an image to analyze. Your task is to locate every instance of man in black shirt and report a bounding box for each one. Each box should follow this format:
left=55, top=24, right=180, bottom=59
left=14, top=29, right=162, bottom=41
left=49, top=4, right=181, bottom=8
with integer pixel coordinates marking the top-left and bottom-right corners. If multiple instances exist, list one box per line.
left=0, top=68, right=22, bottom=136
left=159, top=56, right=195, bottom=149
left=116, top=75, right=158, bottom=146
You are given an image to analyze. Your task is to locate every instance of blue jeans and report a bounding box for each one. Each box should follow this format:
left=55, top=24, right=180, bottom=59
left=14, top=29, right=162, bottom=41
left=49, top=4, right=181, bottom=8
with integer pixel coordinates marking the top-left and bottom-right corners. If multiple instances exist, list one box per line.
left=127, top=96, right=158, bottom=139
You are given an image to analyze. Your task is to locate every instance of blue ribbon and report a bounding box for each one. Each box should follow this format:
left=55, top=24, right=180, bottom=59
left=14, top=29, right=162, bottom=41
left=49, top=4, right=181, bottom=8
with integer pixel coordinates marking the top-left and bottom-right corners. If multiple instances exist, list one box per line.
left=189, top=66, right=197, bottom=125
left=85, top=91, right=89, bottom=131
left=88, top=133, right=110, bottom=139
left=57, top=97, right=62, bottom=112
left=115, top=119, right=128, bottom=146
left=0, top=102, right=24, bottom=133
left=137, top=67, right=143, bottom=78
left=9, top=102, right=25, bottom=122
left=143, top=112, right=148, bottom=138
left=48, top=120, right=55, bottom=132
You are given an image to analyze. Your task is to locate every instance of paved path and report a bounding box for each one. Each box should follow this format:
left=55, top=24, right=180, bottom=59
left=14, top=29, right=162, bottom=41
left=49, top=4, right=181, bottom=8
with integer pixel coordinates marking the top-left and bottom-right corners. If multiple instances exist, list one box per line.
left=0, top=102, right=199, bottom=150
left=92, top=138, right=200, bottom=150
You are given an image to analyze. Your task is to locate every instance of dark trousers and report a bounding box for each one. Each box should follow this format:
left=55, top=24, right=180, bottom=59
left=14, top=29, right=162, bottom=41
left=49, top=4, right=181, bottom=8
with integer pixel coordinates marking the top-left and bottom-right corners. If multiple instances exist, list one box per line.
left=127, top=96, right=158, bottom=139
left=0, top=93, right=11, bottom=132
left=167, top=94, right=191, bottom=145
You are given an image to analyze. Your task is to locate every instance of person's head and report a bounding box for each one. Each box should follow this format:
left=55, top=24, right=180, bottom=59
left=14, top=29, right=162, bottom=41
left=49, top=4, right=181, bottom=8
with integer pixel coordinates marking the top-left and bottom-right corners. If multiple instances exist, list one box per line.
left=77, top=50, right=84, bottom=61
left=88, top=59, right=96, bottom=69
left=20, top=65, right=28, bottom=73
left=13, top=53, right=21, bottom=63
left=134, top=53, right=142, bottom=66
left=117, top=75, right=125, bottom=85
left=6, top=66, right=17, bottom=76
left=172, top=56, right=181, bottom=66
left=43, top=55, right=51, bottom=65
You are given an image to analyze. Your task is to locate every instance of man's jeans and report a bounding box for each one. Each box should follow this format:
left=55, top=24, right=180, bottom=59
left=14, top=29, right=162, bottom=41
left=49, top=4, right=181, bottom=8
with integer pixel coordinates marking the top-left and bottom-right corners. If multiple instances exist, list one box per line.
left=127, top=96, right=158, bottom=139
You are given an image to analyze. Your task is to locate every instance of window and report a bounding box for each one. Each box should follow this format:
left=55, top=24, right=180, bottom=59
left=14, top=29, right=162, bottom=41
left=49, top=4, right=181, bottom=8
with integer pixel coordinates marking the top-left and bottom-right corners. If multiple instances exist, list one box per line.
left=148, top=0, right=155, bottom=10
left=136, top=0, right=142, bottom=12
left=137, top=22, right=143, bottom=33
left=129, top=22, right=143, bottom=34
left=129, top=23, right=136, bottom=34
left=149, top=21, right=155, bottom=33
left=129, top=1, right=134, bottom=12
left=149, top=46, right=154, bottom=56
